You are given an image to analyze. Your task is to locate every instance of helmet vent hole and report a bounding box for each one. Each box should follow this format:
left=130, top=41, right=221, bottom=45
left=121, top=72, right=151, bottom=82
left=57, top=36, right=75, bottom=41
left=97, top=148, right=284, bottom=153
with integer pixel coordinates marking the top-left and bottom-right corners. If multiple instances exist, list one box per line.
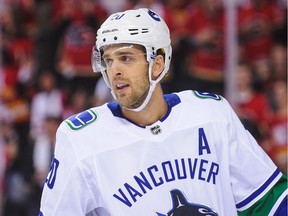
left=114, top=36, right=118, bottom=40
left=129, top=28, right=139, bottom=35
left=136, top=14, right=141, bottom=17
left=129, top=28, right=149, bottom=35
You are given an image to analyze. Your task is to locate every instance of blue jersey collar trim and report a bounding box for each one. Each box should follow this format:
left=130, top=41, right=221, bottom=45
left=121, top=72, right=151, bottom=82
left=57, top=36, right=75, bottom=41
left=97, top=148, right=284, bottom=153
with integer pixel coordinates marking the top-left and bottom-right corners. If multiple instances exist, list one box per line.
left=107, top=93, right=181, bottom=124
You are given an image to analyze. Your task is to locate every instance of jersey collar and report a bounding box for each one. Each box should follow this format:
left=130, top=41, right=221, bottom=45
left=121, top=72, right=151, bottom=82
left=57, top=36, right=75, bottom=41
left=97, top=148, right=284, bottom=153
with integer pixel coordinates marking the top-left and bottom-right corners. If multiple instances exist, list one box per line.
left=107, top=93, right=181, bottom=126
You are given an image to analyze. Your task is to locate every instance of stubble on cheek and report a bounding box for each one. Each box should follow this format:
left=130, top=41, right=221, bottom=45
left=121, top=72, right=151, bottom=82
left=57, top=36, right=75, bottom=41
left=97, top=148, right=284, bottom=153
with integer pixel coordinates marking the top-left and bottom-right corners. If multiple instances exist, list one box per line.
left=117, top=76, right=150, bottom=109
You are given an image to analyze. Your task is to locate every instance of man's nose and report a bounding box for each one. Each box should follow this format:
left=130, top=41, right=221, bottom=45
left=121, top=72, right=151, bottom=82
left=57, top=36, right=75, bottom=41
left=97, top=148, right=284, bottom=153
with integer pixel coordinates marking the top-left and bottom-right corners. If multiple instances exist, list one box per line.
left=108, top=60, right=123, bottom=75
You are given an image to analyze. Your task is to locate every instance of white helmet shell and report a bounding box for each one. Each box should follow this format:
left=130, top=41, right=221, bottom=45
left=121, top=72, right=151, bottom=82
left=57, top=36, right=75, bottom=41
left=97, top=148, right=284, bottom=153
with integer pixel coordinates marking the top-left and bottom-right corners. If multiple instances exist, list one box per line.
left=95, top=8, right=171, bottom=74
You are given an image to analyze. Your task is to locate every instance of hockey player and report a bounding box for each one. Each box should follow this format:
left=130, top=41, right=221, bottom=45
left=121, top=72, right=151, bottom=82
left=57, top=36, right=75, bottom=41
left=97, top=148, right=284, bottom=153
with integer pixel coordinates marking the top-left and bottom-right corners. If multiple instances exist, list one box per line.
left=39, top=8, right=287, bottom=216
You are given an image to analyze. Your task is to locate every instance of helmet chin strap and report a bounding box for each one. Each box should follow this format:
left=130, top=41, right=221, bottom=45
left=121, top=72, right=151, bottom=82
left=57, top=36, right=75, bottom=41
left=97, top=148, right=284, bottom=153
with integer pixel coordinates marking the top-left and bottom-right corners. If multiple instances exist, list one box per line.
left=123, top=80, right=157, bottom=112
left=110, top=62, right=160, bottom=112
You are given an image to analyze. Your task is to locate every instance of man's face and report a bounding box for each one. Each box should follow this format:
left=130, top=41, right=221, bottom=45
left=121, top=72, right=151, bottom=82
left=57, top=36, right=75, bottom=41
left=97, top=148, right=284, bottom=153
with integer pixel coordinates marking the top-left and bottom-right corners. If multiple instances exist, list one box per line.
left=102, top=44, right=150, bottom=109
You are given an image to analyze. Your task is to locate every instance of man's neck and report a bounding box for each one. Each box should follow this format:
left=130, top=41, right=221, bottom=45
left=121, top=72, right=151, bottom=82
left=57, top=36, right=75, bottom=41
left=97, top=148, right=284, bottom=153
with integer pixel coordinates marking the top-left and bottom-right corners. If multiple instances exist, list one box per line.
left=121, top=86, right=168, bottom=127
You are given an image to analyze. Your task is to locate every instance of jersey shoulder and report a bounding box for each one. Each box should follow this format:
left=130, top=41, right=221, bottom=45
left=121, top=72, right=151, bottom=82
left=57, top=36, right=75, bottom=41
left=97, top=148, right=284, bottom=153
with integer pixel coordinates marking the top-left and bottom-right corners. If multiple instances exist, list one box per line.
left=176, top=90, right=228, bottom=108
left=61, top=104, right=112, bottom=132
left=174, top=90, right=233, bottom=122
left=64, top=108, right=99, bottom=131
left=55, top=104, right=118, bottom=157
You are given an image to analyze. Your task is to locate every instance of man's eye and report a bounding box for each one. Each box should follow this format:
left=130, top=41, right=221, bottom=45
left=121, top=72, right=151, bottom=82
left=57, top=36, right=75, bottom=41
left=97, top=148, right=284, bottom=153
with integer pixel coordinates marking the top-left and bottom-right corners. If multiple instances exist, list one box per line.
left=121, top=55, right=133, bottom=62
left=103, top=58, right=113, bottom=67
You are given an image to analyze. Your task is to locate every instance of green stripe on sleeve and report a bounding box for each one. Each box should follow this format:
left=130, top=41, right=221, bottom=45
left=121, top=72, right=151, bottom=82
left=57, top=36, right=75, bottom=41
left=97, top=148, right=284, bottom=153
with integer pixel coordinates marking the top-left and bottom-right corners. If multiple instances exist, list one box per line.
left=238, top=175, right=287, bottom=216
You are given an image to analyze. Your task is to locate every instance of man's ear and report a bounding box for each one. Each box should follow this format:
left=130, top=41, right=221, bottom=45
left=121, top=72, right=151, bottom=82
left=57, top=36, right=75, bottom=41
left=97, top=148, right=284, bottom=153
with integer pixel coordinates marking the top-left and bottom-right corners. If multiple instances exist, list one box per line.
left=152, top=55, right=165, bottom=79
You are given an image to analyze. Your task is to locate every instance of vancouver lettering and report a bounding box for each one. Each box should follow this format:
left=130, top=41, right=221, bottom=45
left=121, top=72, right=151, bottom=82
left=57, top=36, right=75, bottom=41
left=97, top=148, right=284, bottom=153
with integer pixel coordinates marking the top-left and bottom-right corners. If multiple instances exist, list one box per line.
left=113, top=157, right=219, bottom=207
left=113, top=127, right=219, bottom=208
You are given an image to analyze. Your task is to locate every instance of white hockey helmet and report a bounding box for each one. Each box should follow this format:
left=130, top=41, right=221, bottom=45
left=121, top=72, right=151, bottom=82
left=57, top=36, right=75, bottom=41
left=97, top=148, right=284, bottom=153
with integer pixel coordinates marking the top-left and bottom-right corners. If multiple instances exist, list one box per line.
left=92, top=8, right=172, bottom=111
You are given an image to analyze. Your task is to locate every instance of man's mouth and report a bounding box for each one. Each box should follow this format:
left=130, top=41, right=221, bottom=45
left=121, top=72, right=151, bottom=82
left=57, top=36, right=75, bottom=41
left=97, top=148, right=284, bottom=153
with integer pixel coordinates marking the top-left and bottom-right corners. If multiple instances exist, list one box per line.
left=116, top=83, right=129, bottom=90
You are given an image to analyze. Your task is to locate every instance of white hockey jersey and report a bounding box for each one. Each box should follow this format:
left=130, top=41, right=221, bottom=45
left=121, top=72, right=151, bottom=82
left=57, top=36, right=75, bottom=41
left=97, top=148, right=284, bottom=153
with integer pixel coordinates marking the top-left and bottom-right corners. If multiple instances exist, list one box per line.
left=39, top=90, right=287, bottom=216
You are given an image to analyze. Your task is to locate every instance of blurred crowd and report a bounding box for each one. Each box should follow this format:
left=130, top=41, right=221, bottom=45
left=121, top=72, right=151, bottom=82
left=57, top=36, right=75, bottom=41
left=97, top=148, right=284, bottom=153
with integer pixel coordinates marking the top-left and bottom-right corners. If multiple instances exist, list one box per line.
left=0, top=0, right=287, bottom=215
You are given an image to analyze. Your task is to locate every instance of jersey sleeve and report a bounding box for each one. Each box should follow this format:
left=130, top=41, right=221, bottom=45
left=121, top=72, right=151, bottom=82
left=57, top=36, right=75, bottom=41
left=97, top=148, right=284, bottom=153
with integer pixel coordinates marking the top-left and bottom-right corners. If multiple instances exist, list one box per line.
left=225, top=100, right=288, bottom=215
left=39, top=123, right=96, bottom=216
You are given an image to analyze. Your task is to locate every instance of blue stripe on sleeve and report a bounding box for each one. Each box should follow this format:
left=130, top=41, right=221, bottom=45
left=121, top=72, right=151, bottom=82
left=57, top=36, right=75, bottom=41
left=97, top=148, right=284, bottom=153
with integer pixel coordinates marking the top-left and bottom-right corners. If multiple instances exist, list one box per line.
left=236, top=169, right=281, bottom=209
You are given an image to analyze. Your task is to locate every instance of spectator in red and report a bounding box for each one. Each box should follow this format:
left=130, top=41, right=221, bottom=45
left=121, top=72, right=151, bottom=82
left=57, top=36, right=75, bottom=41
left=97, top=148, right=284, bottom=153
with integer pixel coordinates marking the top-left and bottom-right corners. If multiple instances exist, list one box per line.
left=184, top=0, right=225, bottom=95
left=0, top=0, right=35, bottom=96
left=54, top=0, right=107, bottom=94
left=235, top=63, right=272, bottom=144
left=270, top=43, right=287, bottom=82
left=238, top=0, right=286, bottom=66
left=265, top=79, right=287, bottom=175
left=51, top=0, right=107, bottom=25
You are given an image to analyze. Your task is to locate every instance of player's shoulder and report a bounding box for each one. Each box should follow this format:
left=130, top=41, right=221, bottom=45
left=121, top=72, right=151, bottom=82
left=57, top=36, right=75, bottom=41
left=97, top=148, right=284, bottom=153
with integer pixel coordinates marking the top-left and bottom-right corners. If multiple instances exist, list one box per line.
left=54, top=104, right=118, bottom=159
left=176, top=90, right=232, bottom=115
left=177, top=90, right=227, bottom=105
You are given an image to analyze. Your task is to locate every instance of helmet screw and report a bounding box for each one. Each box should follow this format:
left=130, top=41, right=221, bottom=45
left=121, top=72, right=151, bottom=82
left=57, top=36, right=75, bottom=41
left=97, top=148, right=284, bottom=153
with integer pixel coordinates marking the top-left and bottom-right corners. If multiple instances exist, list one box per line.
left=114, top=36, right=118, bottom=40
left=103, top=38, right=106, bottom=42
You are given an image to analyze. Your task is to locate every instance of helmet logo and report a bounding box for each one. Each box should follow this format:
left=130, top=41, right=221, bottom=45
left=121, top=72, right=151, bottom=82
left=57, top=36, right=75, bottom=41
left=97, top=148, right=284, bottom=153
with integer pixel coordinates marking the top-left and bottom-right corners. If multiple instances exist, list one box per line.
left=111, top=13, right=125, bottom=20
left=148, top=9, right=161, bottom=22
left=102, top=29, right=119, bottom=34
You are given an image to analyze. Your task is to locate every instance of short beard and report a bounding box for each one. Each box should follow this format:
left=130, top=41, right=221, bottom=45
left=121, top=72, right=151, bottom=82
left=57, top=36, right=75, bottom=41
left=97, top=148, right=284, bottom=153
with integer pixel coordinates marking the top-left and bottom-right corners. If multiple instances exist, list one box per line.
left=119, top=75, right=150, bottom=110
left=126, top=85, right=150, bottom=109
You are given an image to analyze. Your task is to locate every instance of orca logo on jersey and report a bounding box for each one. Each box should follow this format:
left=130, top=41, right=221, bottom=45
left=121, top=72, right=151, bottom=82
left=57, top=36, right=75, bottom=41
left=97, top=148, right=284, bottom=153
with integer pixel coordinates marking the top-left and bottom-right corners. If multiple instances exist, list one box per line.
left=156, top=189, right=218, bottom=216
left=150, top=125, right=162, bottom=135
